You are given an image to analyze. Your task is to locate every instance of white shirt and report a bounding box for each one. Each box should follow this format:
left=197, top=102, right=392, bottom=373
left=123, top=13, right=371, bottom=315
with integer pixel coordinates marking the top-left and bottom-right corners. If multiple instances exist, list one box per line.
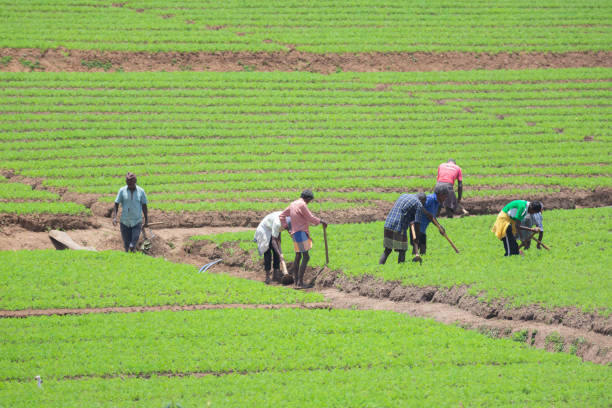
left=253, top=211, right=282, bottom=255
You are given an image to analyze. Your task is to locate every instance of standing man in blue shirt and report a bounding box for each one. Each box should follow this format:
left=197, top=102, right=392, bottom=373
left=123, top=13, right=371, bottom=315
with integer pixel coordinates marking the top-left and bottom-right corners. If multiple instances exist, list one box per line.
left=411, top=185, right=448, bottom=256
left=112, top=172, right=148, bottom=252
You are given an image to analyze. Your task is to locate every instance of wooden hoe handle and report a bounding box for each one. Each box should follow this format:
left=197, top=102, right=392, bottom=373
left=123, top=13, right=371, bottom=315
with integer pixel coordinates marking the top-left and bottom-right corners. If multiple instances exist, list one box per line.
left=322, top=224, right=330, bottom=265
left=431, top=218, right=460, bottom=254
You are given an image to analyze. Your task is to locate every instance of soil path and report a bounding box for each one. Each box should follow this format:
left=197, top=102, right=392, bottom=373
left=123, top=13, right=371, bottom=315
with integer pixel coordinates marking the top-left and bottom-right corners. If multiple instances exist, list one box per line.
left=1, top=48, right=611, bottom=73
left=0, top=217, right=250, bottom=254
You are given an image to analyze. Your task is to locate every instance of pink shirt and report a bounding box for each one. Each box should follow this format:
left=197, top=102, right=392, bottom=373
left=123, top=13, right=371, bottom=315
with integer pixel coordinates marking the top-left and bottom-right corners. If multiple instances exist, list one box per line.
left=280, top=198, right=321, bottom=235
left=437, top=162, right=463, bottom=184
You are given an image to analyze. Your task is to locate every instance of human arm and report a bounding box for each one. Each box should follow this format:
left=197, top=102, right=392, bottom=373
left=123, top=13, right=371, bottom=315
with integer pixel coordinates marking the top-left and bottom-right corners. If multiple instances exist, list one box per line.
left=142, top=203, right=148, bottom=227
left=536, top=230, right=544, bottom=249
left=279, top=206, right=291, bottom=231
left=270, top=236, right=284, bottom=261
left=457, top=180, right=463, bottom=202
left=300, top=202, right=321, bottom=226
left=112, top=203, right=119, bottom=226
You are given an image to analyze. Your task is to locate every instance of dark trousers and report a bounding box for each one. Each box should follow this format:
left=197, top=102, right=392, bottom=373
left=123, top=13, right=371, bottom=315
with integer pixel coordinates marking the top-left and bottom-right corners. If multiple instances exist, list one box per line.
left=263, top=238, right=280, bottom=272
left=409, top=232, right=427, bottom=255
left=120, top=222, right=142, bottom=252
left=502, top=224, right=519, bottom=256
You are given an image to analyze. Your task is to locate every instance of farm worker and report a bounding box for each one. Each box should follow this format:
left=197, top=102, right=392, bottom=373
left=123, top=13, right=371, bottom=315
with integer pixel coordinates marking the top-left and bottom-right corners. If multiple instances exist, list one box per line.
left=491, top=200, right=542, bottom=256
left=279, top=189, right=327, bottom=288
left=379, top=193, right=434, bottom=264
left=435, top=159, right=467, bottom=218
left=253, top=211, right=289, bottom=284
left=519, top=203, right=544, bottom=250
left=411, top=185, right=449, bottom=256
left=112, top=172, right=148, bottom=253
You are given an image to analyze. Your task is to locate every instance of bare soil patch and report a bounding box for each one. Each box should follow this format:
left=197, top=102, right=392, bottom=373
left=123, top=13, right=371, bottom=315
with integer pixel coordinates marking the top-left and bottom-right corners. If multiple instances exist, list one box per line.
left=1, top=48, right=611, bottom=73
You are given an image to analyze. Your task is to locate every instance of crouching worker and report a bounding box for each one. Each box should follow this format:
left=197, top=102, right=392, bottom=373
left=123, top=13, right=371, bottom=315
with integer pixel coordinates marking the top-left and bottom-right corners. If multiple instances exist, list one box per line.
left=411, top=185, right=448, bottom=256
left=280, top=189, right=327, bottom=288
left=380, top=193, right=434, bottom=264
left=112, top=172, right=148, bottom=252
left=492, top=200, right=543, bottom=256
left=254, top=211, right=287, bottom=284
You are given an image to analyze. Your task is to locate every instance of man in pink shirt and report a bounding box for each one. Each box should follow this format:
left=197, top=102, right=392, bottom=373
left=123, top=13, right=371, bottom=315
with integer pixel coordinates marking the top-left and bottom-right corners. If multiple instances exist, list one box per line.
left=436, top=159, right=467, bottom=218
left=280, top=189, right=327, bottom=288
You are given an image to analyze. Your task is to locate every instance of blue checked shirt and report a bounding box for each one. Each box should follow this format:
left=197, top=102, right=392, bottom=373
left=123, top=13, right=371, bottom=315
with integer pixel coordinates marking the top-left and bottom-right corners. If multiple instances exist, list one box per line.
left=384, top=194, right=424, bottom=233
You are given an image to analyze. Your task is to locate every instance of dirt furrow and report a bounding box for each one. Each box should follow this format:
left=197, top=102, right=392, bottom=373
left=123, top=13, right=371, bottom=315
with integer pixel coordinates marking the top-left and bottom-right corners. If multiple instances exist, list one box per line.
left=1, top=48, right=611, bottom=73
left=0, top=302, right=332, bottom=318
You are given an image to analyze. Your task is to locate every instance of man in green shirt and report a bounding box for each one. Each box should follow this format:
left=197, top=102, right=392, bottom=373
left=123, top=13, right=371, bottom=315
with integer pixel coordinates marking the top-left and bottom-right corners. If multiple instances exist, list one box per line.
left=492, top=200, right=542, bottom=256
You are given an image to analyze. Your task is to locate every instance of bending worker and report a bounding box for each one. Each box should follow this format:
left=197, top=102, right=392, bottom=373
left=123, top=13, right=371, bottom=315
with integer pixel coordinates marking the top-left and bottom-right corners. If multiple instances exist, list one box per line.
left=254, top=211, right=287, bottom=284
left=492, top=200, right=543, bottom=256
left=112, top=172, right=148, bottom=252
left=411, top=185, right=448, bottom=256
left=380, top=192, right=435, bottom=264
left=436, top=159, right=467, bottom=218
left=280, top=189, right=327, bottom=288
left=519, top=205, right=544, bottom=250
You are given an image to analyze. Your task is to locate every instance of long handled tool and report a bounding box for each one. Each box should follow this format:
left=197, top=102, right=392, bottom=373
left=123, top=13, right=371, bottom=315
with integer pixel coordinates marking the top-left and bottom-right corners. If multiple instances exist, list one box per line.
left=323, top=224, right=329, bottom=265
left=530, top=237, right=550, bottom=251
left=280, top=259, right=294, bottom=285
left=518, top=231, right=537, bottom=250
left=410, top=223, right=422, bottom=264
left=140, top=225, right=156, bottom=252
left=518, top=227, right=550, bottom=250
left=431, top=218, right=460, bottom=254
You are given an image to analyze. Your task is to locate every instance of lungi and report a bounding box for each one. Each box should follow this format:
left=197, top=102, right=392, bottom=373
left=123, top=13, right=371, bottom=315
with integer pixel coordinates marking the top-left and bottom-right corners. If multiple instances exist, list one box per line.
left=292, top=230, right=312, bottom=253
left=383, top=228, right=408, bottom=251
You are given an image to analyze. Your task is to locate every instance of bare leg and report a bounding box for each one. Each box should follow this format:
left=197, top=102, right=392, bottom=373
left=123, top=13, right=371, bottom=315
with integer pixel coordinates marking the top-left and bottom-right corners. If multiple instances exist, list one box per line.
left=379, top=248, right=392, bottom=264
left=292, top=252, right=302, bottom=286
left=297, top=251, right=310, bottom=287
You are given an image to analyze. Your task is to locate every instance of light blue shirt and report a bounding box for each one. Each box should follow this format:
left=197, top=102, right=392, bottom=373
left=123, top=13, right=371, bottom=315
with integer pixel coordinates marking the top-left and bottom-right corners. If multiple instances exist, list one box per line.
left=115, top=185, right=147, bottom=227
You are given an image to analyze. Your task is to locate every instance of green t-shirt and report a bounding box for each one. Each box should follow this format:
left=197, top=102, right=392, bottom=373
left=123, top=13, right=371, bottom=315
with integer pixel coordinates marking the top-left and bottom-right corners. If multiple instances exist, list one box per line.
left=502, top=200, right=528, bottom=221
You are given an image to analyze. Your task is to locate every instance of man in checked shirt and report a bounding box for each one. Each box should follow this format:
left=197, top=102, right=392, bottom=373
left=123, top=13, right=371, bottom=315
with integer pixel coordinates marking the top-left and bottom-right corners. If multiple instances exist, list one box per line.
left=379, top=192, right=439, bottom=264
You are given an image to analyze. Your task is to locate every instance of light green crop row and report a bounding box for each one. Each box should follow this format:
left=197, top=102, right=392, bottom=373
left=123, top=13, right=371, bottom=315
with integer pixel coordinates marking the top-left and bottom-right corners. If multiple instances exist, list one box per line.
left=195, top=207, right=612, bottom=315
left=0, top=181, right=59, bottom=201
left=0, top=200, right=89, bottom=215
left=0, top=0, right=611, bottom=52
left=1, top=364, right=609, bottom=407
left=0, top=70, right=609, bottom=214
left=4, top=308, right=500, bottom=379
left=0, top=250, right=322, bottom=310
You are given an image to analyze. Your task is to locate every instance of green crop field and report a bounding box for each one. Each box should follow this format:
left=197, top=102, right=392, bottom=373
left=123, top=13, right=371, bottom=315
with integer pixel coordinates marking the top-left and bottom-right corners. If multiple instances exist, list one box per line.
left=1, top=309, right=610, bottom=407
left=1, top=68, right=610, bottom=215
left=1, top=0, right=611, bottom=52
left=1, top=0, right=610, bottom=406
left=0, top=250, right=322, bottom=310
left=195, top=207, right=612, bottom=315
left=0, top=179, right=89, bottom=215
